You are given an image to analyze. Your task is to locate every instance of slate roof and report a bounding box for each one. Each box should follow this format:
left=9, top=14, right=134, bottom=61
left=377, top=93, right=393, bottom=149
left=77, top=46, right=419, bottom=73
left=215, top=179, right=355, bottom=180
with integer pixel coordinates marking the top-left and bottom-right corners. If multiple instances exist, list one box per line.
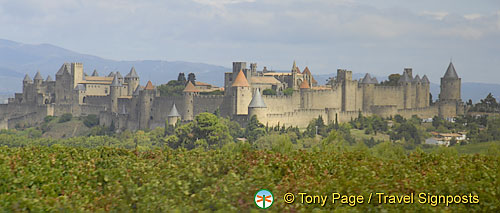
left=34, top=71, right=43, bottom=80
left=115, top=71, right=123, bottom=79
left=361, top=73, right=378, bottom=84
left=92, top=69, right=99, bottom=76
left=443, top=62, right=459, bottom=79
left=168, top=103, right=181, bottom=117
left=56, top=63, right=71, bottom=76
left=413, top=75, right=421, bottom=83
left=421, top=75, right=430, bottom=84
left=23, top=74, right=32, bottom=82
left=398, top=71, right=412, bottom=83
left=126, top=67, right=139, bottom=78
left=248, top=89, right=267, bottom=108
left=46, top=75, right=53, bottom=82
left=110, top=75, right=121, bottom=87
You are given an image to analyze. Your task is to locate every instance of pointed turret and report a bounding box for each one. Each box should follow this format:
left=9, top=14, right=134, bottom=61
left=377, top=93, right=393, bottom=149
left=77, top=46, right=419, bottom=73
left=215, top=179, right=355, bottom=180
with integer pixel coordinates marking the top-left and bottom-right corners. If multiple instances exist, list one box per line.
left=46, top=75, right=53, bottom=82
left=249, top=89, right=267, bottom=108
left=421, top=75, right=430, bottom=84
left=168, top=103, right=181, bottom=117
left=443, top=62, right=459, bottom=79
left=23, top=74, right=32, bottom=83
left=183, top=81, right=198, bottom=92
left=413, top=75, right=421, bottom=83
left=231, top=70, right=250, bottom=87
left=34, top=71, right=43, bottom=81
left=126, top=67, right=139, bottom=78
left=110, top=75, right=121, bottom=87
left=361, top=73, right=373, bottom=84
left=440, top=62, right=461, bottom=101
left=108, top=72, right=115, bottom=77
left=398, top=71, right=411, bottom=84
left=115, top=71, right=123, bottom=79
left=144, top=81, right=155, bottom=90
left=299, top=79, right=310, bottom=89
left=92, top=69, right=99, bottom=76
left=56, top=63, right=71, bottom=76
left=167, top=103, right=181, bottom=126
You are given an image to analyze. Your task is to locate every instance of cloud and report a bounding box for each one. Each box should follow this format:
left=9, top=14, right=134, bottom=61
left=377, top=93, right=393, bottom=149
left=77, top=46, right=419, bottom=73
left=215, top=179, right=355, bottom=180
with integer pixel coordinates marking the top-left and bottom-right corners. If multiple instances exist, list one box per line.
left=420, top=11, right=449, bottom=20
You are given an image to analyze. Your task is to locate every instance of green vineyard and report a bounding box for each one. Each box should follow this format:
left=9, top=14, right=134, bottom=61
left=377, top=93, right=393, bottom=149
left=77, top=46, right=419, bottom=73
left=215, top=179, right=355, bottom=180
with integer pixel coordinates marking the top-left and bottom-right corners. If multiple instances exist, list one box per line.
left=0, top=145, right=498, bottom=212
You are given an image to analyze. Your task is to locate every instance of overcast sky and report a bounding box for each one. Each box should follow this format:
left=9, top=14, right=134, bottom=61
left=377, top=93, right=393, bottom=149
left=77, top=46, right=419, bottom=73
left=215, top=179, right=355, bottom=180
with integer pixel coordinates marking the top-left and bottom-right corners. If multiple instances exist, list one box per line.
left=0, top=0, right=499, bottom=83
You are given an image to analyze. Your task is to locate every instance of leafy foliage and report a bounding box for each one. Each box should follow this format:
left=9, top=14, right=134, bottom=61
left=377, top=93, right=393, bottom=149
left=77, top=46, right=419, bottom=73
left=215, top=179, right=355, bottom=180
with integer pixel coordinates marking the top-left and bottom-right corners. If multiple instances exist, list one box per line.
left=283, top=88, right=294, bottom=96
left=83, top=115, right=100, bottom=128
left=262, top=89, right=277, bottom=96
left=58, top=113, right=73, bottom=123
left=157, top=79, right=185, bottom=97
left=0, top=146, right=497, bottom=211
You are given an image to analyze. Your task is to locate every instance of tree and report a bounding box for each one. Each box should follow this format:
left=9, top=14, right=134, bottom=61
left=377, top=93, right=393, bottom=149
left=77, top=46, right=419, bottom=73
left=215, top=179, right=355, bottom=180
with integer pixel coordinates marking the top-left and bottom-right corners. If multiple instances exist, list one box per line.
left=380, top=74, right=401, bottom=86
left=59, top=113, right=73, bottom=123
left=83, top=115, right=99, bottom=128
left=245, top=115, right=265, bottom=142
left=262, top=89, right=277, bottom=96
left=157, top=79, right=185, bottom=97
left=187, top=73, right=196, bottom=84
left=177, top=73, right=186, bottom=84
left=283, top=88, right=294, bottom=96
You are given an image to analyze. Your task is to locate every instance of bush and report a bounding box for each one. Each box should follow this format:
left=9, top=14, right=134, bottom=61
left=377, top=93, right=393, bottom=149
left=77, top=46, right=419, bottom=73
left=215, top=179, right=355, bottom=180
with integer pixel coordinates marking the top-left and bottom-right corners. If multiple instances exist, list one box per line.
left=83, top=115, right=99, bottom=128
left=58, top=113, right=73, bottom=123
left=262, top=89, right=277, bottom=96
left=283, top=88, right=294, bottom=96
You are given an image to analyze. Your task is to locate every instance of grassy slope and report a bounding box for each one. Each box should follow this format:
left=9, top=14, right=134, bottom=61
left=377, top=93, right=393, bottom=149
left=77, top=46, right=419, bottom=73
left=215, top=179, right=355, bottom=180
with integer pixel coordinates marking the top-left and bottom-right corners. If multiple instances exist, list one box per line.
left=42, top=118, right=90, bottom=139
left=350, top=129, right=390, bottom=142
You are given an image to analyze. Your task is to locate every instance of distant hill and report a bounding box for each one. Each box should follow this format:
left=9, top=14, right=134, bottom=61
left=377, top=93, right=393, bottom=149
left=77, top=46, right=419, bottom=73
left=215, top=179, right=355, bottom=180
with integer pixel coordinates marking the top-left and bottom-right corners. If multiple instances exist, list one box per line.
left=0, top=39, right=230, bottom=94
left=0, top=38, right=498, bottom=103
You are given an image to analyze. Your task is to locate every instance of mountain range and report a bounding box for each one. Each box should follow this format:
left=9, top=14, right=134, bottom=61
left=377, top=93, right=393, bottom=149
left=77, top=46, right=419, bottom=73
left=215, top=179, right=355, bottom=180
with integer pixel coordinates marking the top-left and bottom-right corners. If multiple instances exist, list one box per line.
left=0, top=39, right=498, bottom=104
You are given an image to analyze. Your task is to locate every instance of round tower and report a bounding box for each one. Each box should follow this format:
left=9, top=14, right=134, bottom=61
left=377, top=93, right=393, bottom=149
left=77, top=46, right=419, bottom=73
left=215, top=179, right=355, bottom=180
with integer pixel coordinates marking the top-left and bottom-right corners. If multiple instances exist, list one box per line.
left=183, top=81, right=198, bottom=121
left=231, top=70, right=251, bottom=115
left=299, top=79, right=311, bottom=108
left=167, top=103, right=182, bottom=126
left=109, top=75, right=121, bottom=113
left=439, top=62, right=461, bottom=101
left=248, top=89, right=267, bottom=121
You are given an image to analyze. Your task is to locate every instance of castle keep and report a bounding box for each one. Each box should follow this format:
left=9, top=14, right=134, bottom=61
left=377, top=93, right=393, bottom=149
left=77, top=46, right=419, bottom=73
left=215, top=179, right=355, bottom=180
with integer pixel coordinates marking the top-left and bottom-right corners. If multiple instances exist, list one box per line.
left=0, top=61, right=464, bottom=130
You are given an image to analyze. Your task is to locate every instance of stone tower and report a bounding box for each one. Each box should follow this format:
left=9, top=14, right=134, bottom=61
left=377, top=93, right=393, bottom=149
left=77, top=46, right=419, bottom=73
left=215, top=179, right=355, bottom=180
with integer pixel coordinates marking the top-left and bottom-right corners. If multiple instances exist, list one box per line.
left=167, top=103, right=181, bottom=126
left=248, top=89, right=267, bottom=121
left=299, top=79, right=311, bottom=108
left=139, top=81, right=156, bottom=129
left=231, top=70, right=251, bottom=115
left=125, top=67, right=140, bottom=96
left=22, top=74, right=32, bottom=103
left=70, top=63, right=84, bottom=88
left=361, top=73, right=377, bottom=112
left=183, top=81, right=198, bottom=121
left=109, top=75, right=121, bottom=113
left=399, top=69, right=414, bottom=109
left=439, top=62, right=461, bottom=101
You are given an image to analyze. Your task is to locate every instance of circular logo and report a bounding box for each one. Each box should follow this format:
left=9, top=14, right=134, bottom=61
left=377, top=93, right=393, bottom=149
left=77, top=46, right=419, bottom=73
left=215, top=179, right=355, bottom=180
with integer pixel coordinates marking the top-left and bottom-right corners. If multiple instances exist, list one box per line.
left=254, top=189, right=274, bottom=209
